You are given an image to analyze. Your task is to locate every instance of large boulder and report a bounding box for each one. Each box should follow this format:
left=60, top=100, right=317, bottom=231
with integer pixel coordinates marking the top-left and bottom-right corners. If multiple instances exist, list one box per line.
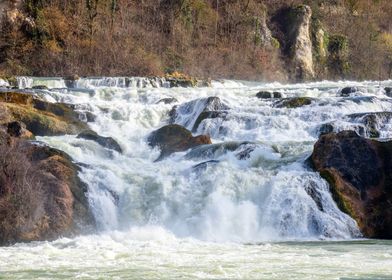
left=311, top=131, right=392, bottom=238
left=0, top=91, right=88, bottom=136
left=148, top=124, right=212, bottom=159
left=0, top=129, right=94, bottom=245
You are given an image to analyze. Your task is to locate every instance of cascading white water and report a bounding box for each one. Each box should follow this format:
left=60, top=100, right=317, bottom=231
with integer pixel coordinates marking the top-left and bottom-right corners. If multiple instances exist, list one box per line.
left=2, top=78, right=392, bottom=279
left=27, top=77, right=392, bottom=243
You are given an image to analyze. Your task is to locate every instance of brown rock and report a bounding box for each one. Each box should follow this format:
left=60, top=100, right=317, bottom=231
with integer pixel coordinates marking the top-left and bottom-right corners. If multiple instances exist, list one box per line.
left=0, top=129, right=94, bottom=245
left=311, top=131, right=392, bottom=238
left=148, top=124, right=212, bottom=160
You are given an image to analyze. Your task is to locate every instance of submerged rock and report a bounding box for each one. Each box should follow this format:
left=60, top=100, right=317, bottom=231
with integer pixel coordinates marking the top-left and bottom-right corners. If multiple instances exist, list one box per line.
left=320, top=112, right=392, bottom=138
left=170, top=96, right=229, bottom=131
left=274, top=97, right=312, bottom=108
left=0, top=129, right=94, bottom=245
left=31, top=85, right=49, bottom=90
left=157, top=97, right=178, bottom=104
left=77, top=130, right=122, bottom=153
left=256, top=91, right=282, bottom=99
left=384, top=87, right=392, bottom=97
left=311, top=131, right=392, bottom=238
left=148, top=124, right=211, bottom=159
left=0, top=91, right=88, bottom=136
left=192, top=111, right=228, bottom=132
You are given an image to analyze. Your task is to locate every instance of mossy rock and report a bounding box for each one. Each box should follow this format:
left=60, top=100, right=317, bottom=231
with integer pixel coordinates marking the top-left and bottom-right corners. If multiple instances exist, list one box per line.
left=274, top=97, right=312, bottom=108
left=0, top=92, right=88, bottom=136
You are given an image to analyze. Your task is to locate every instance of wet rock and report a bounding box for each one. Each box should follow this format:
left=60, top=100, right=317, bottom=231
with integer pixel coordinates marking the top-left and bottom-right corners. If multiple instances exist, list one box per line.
left=148, top=124, right=212, bottom=159
left=31, top=85, right=48, bottom=90
left=256, top=91, right=282, bottom=99
left=184, top=141, right=255, bottom=161
left=311, top=131, right=392, bottom=238
left=77, top=130, right=122, bottom=153
left=340, top=87, right=358, bottom=97
left=192, top=111, right=228, bottom=132
left=318, top=123, right=334, bottom=136
left=64, top=75, right=80, bottom=88
left=192, top=160, right=220, bottom=171
left=157, top=97, right=178, bottom=104
left=0, top=130, right=95, bottom=245
left=0, top=91, right=88, bottom=136
left=6, top=121, right=34, bottom=139
left=274, top=97, right=312, bottom=108
left=170, top=96, right=229, bottom=130
left=384, top=87, right=392, bottom=97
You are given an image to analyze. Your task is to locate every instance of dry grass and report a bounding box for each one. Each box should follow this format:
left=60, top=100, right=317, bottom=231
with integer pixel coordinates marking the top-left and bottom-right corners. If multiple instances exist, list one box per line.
left=0, top=138, right=45, bottom=244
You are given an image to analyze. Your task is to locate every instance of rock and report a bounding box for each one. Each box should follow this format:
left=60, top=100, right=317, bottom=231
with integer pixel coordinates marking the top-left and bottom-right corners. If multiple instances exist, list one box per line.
left=165, top=72, right=211, bottom=88
left=319, top=123, right=334, bottom=136
left=256, top=91, right=282, bottom=99
left=0, top=130, right=95, bottom=245
left=157, top=97, right=178, bottom=104
left=170, top=96, right=229, bottom=129
left=192, top=160, right=220, bottom=172
left=192, top=111, right=228, bottom=132
left=0, top=91, right=88, bottom=136
left=274, top=97, right=312, bottom=108
left=6, top=121, right=34, bottom=139
left=328, top=34, right=349, bottom=78
left=340, top=87, right=358, bottom=97
left=31, top=85, right=49, bottom=90
left=286, top=5, right=315, bottom=81
left=148, top=124, right=212, bottom=159
left=64, top=75, right=80, bottom=88
left=77, top=130, right=122, bottom=153
left=184, top=141, right=255, bottom=161
left=311, top=131, right=392, bottom=238
left=347, top=112, right=392, bottom=138
left=384, top=87, right=392, bottom=97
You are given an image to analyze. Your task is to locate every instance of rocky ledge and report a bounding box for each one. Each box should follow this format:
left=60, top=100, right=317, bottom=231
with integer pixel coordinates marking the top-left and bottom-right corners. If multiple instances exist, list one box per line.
left=0, top=91, right=96, bottom=245
left=311, top=131, right=392, bottom=239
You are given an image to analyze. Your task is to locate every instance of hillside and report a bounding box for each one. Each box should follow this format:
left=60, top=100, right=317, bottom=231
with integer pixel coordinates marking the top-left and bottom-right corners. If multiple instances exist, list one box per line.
left=1, top=0, right=392, bottom=82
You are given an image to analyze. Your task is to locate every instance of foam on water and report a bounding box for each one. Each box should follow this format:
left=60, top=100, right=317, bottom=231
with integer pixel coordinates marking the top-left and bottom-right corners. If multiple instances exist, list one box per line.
left=2, top=77, right=392, bottom=278
left=27, top=77, right=392, bottom=242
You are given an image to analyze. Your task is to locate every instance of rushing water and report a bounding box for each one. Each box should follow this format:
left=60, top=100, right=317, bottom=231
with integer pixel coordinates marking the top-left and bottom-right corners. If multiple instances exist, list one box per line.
left=1, top=77, right=392, bottom=279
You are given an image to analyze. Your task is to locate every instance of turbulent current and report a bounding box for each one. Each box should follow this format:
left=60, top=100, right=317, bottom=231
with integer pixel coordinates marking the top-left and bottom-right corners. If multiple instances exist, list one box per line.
left=1, top=77, right=392, bottom=279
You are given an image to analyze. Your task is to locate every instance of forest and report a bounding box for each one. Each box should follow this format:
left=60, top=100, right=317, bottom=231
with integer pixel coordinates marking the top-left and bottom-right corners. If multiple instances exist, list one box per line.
left=1, top=0, right=392, bottom=82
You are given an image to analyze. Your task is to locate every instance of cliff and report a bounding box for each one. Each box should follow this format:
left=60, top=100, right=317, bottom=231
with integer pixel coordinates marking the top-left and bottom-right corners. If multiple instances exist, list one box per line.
left=0, top=0, right=391, bottom=82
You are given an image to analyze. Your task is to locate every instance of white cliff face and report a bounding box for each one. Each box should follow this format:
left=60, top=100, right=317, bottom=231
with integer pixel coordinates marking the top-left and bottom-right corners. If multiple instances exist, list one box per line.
left=289, top=5, right=315, bottom=81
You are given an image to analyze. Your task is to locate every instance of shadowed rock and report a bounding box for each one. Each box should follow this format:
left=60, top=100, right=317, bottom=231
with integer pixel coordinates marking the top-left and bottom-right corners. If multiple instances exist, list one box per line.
left=77, top=130, right=122, bottom=153
left=256, top=91, right=282, bottom=99
left=274, top=97, right=312, bottom=108
left=148, top=124, right=212, bottom=159
left=311, top=131, right=392, bottom=238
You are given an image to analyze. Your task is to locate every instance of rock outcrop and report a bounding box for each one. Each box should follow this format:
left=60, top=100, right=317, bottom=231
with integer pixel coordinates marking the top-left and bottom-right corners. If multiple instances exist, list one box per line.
left=0, top=129, right=94, bottom=245
left=311, top=131, right=392, bottom=238
left=0, top=91, right=88, bottom=135
left=148, top=124, right=212, bottom=159
left=287, top=5, right=315, bottom=81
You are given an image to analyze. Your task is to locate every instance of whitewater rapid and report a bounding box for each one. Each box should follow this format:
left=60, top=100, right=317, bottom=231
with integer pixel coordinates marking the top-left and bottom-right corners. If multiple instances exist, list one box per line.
left=2, top=77, right=392, bottom=279
left=12, top=77, right=392, bottom=241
